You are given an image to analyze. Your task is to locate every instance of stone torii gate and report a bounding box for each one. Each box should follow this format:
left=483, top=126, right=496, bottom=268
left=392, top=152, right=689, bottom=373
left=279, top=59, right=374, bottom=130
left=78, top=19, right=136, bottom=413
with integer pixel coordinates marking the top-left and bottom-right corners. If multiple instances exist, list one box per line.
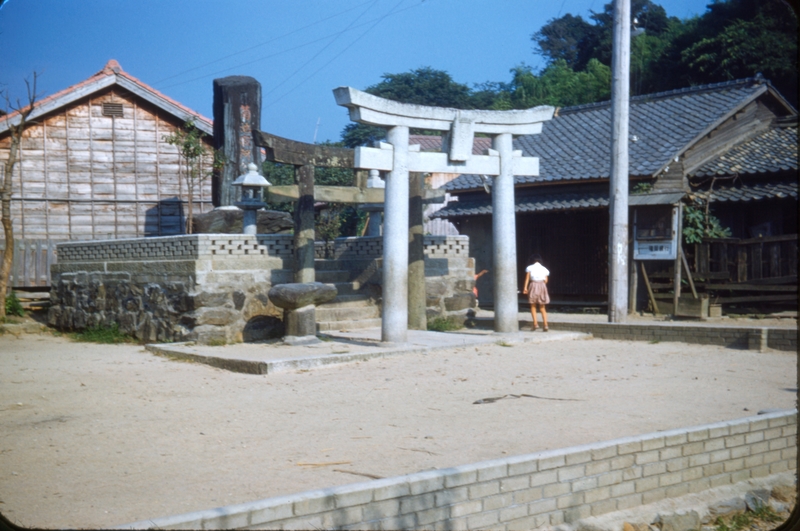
left=335, top=87, right=554, bottom=343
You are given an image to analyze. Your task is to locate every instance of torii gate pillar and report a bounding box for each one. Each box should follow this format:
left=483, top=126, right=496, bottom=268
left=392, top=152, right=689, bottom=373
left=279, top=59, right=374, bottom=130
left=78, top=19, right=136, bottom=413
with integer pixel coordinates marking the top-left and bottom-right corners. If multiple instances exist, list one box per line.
left=335, top=87, right=554, bottom=342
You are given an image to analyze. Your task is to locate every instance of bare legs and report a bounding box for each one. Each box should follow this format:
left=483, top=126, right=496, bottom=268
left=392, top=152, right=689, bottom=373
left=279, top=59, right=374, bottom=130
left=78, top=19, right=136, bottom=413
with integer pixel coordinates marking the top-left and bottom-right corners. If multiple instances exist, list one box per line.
left=529, top=304, right=549, bottom=331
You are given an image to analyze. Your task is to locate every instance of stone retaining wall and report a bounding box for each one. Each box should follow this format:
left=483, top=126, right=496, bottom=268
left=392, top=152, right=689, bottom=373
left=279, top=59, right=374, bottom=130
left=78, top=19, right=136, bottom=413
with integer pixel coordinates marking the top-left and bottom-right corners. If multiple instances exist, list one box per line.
left=548, top=322, right=797, bottom=352
left=49, top=234, right=475, bottom=343
left=121, top=410, right=797, bottom=530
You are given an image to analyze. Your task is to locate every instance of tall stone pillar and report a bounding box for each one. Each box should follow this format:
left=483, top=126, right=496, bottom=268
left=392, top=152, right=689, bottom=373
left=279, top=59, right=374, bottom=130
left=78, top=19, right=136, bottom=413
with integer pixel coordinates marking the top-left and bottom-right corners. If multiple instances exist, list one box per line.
left=294, top=164, right=316, bottom=284
left=382, top=126, right=410, bottom=343
left=213, top=76, right=262, bottom=207
left=492, top=133, right=518, bottom=333
left=408, top=172, right=427, bottom=331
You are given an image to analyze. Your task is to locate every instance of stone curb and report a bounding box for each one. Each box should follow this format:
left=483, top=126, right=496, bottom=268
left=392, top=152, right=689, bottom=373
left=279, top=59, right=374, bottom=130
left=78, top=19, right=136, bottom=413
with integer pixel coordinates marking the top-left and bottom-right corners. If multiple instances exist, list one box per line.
left=116, top=410, right=797, bottom=530
left=145, top=331, right=589, bottom=375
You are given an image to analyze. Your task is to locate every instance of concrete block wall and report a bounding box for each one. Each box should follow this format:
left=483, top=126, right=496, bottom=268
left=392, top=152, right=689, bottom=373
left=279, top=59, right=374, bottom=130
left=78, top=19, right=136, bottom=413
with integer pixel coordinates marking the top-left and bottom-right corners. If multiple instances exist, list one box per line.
left=548, top=322, right=797, bottom=352
left=122, top=410, right=797, bottom=530
left=313, top=235, right=470, bottom=261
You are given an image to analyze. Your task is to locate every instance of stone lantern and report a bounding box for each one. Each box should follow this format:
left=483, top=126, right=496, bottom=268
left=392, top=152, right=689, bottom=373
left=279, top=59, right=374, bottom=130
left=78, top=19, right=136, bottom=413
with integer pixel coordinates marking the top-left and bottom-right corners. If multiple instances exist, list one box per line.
left=232, top=162, right=271, bottom=235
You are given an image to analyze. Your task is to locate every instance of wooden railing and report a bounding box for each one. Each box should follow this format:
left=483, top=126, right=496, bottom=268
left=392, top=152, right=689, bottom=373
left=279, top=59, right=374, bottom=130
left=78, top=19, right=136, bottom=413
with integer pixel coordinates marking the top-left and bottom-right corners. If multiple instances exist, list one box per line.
left=0, top=239, right=63, bottom=288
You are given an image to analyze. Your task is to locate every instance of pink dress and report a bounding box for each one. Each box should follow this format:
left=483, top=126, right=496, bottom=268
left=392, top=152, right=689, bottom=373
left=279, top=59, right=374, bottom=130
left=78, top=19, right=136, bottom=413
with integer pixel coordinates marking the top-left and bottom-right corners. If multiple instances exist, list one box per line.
left=526, top=263, right=550, bottom=305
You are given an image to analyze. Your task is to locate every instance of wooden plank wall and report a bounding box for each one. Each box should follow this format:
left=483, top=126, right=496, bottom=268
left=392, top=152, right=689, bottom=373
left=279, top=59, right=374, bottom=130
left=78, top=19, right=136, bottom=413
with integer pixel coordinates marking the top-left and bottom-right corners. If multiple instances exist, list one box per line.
left=0, top=239, right=62, bottom=288
left=0, top=88, right=213, bottom=244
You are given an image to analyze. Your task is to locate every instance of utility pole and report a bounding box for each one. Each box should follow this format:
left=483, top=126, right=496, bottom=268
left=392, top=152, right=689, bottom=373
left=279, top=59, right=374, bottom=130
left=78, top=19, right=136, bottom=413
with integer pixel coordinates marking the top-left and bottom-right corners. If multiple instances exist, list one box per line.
left=608, top=0, right=630, bottom=322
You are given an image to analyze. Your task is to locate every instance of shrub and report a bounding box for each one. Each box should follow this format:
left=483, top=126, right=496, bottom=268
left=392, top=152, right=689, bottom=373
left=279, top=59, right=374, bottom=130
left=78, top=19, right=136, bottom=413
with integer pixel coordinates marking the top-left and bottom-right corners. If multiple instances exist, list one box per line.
left=427, top=316, right=463, bottom=332
left=5, top=291, right=24, bottom=317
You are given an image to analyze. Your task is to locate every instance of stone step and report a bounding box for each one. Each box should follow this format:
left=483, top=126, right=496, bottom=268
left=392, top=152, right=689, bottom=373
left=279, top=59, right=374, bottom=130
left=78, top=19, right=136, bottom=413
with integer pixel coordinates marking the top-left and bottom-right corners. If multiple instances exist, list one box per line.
left=314, top=270, right=351, bottom=283
left=326, top=281, right=366, bottom=297
left=319, top=294, right=375, bottom=308
left=316, top=318, right=382, bottom=332
left=316, top=305, right=380, bottom=322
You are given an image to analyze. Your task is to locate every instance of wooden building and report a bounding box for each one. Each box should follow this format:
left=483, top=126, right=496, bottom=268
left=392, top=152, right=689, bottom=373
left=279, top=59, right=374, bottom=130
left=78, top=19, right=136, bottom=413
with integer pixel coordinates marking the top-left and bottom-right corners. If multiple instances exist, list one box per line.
left=433, top=78, right=798, bottom=310
left=0, top=60, right=213, bottom=287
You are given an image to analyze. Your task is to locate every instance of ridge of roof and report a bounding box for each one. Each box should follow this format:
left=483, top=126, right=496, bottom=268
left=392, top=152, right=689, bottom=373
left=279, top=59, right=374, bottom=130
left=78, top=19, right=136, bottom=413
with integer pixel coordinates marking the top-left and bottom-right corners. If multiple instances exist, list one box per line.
left=0, top=60, right=212, bottom=135
left=560, top=77, right=769, bottom=115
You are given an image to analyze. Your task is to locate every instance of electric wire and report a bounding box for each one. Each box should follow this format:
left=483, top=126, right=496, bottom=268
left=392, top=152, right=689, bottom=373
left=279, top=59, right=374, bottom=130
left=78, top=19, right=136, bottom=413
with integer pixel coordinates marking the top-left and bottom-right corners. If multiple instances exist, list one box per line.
left=264, top=0, right=409, bottom=109
left=156, top=0, right=425, bottom=92
left=262, top=0, right=381, bottom=99
left=151, top=0, right=376, bottom=86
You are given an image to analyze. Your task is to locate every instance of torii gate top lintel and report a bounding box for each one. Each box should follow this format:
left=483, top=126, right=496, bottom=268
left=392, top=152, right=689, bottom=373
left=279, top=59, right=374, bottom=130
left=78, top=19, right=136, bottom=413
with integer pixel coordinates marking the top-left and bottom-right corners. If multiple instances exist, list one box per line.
left=334, top=87, right=554, bottom=170
left=333, top=86, right=554, bottom=134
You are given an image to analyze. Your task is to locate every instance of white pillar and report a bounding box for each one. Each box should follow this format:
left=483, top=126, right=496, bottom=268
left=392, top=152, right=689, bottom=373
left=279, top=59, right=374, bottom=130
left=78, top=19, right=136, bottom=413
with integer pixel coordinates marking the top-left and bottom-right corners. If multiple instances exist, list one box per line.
left=491, top=133, right=518, bottom=333
left=608, top=0, right=631, bottom=322
left=382, top=126, right=409, bottom=343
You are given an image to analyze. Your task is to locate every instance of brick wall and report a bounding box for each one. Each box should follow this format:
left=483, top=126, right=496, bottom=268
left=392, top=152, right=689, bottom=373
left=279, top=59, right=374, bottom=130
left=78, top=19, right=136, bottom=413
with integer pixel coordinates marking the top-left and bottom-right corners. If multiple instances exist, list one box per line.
left=548, top=322, right=797, bottom=352
left=121, top=410, right=797, bottom=530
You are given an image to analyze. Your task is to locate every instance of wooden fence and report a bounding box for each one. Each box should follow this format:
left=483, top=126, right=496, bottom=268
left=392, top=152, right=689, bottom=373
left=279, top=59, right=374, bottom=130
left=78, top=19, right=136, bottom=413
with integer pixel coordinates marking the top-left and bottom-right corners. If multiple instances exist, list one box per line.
left=690, top=235, right=797, bottom=305
left=0, top=239, right=63, bottom=289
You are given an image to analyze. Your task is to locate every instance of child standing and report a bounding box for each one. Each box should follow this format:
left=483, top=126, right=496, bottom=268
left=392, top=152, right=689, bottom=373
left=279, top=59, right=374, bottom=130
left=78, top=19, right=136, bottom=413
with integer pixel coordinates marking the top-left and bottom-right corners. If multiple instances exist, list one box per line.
left=522, top=254, right=550, bottom=331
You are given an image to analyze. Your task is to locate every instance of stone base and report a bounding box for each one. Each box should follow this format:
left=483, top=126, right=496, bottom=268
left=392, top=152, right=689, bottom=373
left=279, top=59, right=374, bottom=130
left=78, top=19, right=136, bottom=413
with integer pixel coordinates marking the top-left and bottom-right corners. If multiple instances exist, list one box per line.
left=284, top=305, right=317, bottom=337
left=282, top=335, right=321, bottom=346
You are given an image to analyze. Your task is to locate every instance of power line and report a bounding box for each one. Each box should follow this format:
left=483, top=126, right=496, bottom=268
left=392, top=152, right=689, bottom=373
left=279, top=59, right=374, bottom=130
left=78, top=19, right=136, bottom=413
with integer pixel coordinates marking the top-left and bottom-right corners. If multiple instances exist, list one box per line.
left=152, top=0, right=376, bottom=86
left=156, top=1, right=425, bottom=91
left=265, top=0, right=411, bottom=109
left=262, top=0, right=382, bottom=99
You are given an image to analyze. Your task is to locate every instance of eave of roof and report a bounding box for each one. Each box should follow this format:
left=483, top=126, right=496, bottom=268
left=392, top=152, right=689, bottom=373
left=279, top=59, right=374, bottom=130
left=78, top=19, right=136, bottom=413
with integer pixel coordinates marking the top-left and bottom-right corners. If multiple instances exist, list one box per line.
left=0, top=60, right=213, bottom=136
left=690, top=181, right=798, bottom=203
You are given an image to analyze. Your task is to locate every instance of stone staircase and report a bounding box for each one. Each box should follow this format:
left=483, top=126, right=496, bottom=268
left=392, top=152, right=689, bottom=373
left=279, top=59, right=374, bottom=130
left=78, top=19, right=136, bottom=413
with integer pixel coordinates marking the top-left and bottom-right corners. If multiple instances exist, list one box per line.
left=314, top=260, right=381, bottom=332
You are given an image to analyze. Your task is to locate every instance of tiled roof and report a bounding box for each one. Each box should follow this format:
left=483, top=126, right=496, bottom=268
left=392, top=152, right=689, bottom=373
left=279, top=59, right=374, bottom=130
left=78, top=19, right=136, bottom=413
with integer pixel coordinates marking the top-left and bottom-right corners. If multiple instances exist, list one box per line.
left=445, top=78, right=775, bottom=192
left=409, top=135, right=492, bottom=154
left=691, top=126, right=798, bottom=177
left=0, top=60, right=213, bottom=136
left=692, top=181, right=797, bottom=203
left=431, top=190, right=609, bottom=218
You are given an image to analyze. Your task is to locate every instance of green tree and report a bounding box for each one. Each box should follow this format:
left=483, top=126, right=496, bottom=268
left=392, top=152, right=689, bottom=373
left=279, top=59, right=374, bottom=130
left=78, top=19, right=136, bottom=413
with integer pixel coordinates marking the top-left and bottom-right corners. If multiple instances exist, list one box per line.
left=504, top=59, right=611, bottom=109
left=163, top=119, right=222, bottom=234
left=675, top=0, right=797, bottom=104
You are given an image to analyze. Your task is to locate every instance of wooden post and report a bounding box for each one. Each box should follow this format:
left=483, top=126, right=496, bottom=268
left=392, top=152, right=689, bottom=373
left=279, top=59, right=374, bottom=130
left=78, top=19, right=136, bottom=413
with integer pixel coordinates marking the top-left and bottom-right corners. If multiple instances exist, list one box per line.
left=629, top=256, right=638, bottom=314
left=640, top=262, right=659, bottom=316
left=213, top=76, right=262, bottom=207
left=408, top=172, right=426, bottom=330
left=672, top=203, right=683, bottom=316
left=608, top=0, right=631, bottom=323
left=681, top=246, right=698, bottom=299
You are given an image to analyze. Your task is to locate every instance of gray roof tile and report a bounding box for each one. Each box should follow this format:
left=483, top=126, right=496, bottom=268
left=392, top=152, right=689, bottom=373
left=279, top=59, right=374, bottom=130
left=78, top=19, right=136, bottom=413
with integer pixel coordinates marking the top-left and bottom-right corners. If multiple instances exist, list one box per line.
left=445, top=78, right=772, bottom=192
left=691, top=126, right=798, bottom=177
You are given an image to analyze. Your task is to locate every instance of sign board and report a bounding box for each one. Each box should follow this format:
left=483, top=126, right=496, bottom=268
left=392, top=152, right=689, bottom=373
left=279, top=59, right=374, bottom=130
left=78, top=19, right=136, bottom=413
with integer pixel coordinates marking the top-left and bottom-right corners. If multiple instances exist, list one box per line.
left=633, top=205, right=679, bottom=260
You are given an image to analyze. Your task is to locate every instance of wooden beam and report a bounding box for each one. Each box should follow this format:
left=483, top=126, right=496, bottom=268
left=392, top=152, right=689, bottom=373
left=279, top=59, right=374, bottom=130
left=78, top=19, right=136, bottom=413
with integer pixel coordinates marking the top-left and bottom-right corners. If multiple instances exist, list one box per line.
left=681, top=246, right=698, bottom=299
left=254, top=130, right=354, bottom=168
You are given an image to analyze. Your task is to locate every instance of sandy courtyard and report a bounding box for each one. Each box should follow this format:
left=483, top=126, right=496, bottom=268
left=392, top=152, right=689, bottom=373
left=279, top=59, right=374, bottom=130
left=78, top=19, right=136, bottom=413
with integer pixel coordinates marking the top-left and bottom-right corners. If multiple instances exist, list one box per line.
left=0, top=331, right=796, bottom=528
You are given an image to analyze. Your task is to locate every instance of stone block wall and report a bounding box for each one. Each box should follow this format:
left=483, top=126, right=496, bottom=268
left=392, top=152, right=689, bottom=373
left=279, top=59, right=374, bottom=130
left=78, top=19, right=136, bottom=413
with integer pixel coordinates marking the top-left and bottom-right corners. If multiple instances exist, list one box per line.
left=49, top=234, right=475, bottom=343
left=548, top=322, right=798, bottom=352
left=121, top=410, right=797, bottom=530
left=49, top=235, right=291, bottom=344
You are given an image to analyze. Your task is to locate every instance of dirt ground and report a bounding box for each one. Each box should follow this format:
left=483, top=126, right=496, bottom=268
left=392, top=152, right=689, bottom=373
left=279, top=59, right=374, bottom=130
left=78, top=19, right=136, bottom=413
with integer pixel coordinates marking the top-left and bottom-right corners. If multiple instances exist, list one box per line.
left=0, top=323, right=796, bottom=529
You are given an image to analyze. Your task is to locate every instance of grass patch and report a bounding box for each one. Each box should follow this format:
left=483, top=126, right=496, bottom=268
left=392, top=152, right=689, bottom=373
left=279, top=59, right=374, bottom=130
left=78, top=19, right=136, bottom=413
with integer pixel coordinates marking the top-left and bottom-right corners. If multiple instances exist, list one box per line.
left=206, top=338, right=227, bottom=347
left=70, top=323, right=136, bottom=344
left=713, top=504, right=783, bottom=531
left=4, top=291, right=24, bottom=318
left=427, top=316, right=463, bottom=332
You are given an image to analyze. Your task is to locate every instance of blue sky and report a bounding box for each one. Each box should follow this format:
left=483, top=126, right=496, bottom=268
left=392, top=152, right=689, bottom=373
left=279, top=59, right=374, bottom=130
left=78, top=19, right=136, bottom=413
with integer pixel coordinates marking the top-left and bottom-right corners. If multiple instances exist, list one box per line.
left=1, top=0, right=706, bottom=144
